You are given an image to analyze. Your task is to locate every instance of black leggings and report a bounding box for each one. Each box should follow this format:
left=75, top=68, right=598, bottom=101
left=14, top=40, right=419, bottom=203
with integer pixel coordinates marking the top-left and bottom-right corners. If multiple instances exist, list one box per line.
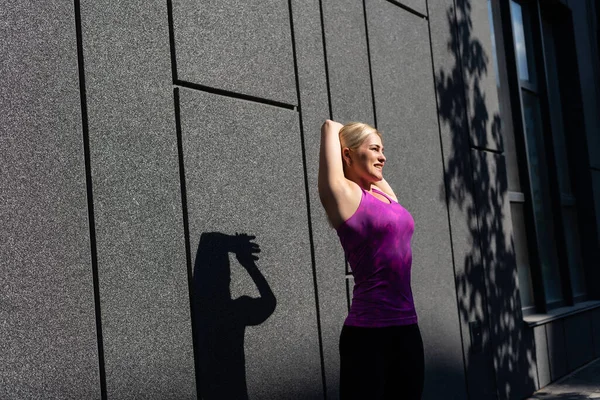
left=339, top=324, right=424, bottom=400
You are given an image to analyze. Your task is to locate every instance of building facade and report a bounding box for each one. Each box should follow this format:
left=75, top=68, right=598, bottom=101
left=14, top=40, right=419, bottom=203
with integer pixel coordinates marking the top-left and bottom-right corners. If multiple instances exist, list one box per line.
left=1, top=0, right=599, bottom=399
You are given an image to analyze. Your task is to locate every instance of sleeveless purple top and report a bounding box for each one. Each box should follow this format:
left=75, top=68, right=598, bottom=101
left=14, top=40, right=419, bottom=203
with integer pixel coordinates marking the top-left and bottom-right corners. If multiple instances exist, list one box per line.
left=336, top=187, right=417, bottom=327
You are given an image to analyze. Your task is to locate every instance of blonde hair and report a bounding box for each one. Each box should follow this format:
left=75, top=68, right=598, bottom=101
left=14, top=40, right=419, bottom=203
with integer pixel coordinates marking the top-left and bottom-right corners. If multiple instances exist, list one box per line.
left=339, top=122, right=382, bottom=151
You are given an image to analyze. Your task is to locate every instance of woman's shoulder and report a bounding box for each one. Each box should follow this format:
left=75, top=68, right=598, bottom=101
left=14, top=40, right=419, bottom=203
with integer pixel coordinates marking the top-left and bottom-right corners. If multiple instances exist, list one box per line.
left=371, top=181, right=398, bottom=202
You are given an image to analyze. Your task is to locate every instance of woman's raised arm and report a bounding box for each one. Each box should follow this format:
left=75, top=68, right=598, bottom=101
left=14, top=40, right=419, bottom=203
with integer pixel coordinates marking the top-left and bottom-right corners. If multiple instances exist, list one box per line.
left=318, top=120, right=359, bottom=228
left=318, top=120, right=345, bottom=200
left=318, top=120, right=356, bottom=228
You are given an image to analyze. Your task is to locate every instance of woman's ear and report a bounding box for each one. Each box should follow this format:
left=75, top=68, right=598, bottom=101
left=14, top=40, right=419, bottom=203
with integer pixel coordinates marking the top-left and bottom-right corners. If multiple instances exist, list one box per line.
left=342, top=148, right=352, bottom=166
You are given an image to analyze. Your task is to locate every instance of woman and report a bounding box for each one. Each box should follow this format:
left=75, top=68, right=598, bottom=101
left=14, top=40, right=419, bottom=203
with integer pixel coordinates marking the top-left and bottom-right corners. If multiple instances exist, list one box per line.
left=318, top=120, right=424, bottom=399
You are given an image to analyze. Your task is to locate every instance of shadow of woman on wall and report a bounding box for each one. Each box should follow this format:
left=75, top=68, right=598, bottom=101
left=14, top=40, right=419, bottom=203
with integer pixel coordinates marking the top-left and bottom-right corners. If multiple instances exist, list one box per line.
left=192, top=232, right=276, bottom=400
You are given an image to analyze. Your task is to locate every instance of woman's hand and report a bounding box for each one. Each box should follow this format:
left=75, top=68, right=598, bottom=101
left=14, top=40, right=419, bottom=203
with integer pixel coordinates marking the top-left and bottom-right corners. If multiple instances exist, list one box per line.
left=321, top=119, right=344, bottom=133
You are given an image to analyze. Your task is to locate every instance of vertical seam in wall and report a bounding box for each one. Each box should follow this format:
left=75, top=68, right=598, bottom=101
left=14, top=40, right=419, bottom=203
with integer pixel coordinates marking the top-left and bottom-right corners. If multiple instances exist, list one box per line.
left=424, top=1, right=470, bottom=398
left=73, top=1, right=107, bottom=399
left=173, top=88, right=201, bottom=399
left=318, top=0, right=333, bottom=119
left=361, top=0, right=378, bottom=128
left=287, top=1, right=327, bottom=398
left=167, top=0, right=178, bottom=83
left=168, top=3, right=199, bottom=397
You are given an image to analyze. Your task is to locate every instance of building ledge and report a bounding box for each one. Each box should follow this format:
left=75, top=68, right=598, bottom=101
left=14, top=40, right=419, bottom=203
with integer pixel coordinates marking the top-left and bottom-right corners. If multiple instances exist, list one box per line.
left=523, top=300, right=600, bottom=327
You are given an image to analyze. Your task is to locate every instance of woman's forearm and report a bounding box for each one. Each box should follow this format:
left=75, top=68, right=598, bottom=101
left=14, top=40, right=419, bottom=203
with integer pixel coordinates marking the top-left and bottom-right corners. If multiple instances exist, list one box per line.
left=318, top=120, right=344, bottom=197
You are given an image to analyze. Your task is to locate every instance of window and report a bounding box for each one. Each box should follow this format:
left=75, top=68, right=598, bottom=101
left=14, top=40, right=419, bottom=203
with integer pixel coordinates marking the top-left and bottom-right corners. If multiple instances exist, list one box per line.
left=491, top=0, right=590, bottom=314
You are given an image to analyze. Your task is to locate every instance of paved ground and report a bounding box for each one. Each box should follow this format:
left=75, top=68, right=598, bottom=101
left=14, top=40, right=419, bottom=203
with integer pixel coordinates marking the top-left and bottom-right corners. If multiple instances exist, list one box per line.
left=526, top=358, right=600, bottom=400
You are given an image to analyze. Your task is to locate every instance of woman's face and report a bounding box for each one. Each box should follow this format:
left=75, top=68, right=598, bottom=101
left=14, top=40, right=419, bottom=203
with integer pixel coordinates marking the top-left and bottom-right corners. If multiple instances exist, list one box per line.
left=346, top=133, right=386, bottom=182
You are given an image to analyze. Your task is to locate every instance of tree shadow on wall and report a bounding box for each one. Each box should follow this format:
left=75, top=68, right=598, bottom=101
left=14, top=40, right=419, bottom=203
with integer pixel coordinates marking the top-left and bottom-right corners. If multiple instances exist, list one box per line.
left=436, top=0, right=537, bottom=399
left=192, top=232, right=276, bottom=400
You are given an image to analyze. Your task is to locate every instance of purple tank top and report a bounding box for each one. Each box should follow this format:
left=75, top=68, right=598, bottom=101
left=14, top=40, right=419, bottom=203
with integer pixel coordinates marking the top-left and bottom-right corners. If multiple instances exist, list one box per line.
left=336, top=187, right=417, bottom=327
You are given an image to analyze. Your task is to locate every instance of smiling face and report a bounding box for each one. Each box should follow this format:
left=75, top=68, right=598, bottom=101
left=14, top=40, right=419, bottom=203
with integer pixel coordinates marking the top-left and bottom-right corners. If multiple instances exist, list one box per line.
left=343, top=132, right=386, bottom=183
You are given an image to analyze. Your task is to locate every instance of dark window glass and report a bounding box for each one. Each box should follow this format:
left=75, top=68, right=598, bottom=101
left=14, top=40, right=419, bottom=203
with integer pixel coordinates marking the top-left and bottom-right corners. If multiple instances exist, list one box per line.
left=521, top=91, right=564, bottom=304
left=511, top=202, right=535, bottom=310
left=541, top=14, right=586, bottom=300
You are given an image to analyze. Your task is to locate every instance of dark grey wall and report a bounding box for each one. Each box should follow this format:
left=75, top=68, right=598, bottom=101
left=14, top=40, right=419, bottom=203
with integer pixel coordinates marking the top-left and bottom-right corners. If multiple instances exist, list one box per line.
left=0, top=2, right=100, bottom=399
left=3, top=0, right=598, bottom=399
left=80, top=0, right=196, bottom=398
left=178, top=88, right=322, bottom=399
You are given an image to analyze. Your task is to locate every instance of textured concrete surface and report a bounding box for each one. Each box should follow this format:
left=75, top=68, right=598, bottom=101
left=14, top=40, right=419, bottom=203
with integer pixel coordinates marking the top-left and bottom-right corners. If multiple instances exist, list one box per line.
left=367, top=1, right=467, bottom=397
left=527, top=358, right=600, bottom=400
left=80, top=1, right=196, bottom=398
left=322, top=0, right=375, bottom=124
left=171, top=0, right=297, bottom=105
left=565, top=313, right=594, bottom=371
left=0, top=1, right=101, bottom=399
left=179, top=88, right=323, bottom=399
left=535, top=325, right=552, bottom=389
left=290, top=0, right=348, bottom=398
left=427, top=0, right=498, bottom=397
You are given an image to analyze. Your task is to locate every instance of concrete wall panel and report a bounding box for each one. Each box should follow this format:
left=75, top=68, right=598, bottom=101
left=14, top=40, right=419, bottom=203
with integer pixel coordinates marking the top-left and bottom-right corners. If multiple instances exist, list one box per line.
left=428, top=0, right=498, bottom=397
left=322, top=0, right=374, bottom=124
left=546, top=320, right=567, bottom=381
left=367, top=1, right=467, bottom=398
left=0, top=2, right=101, bottom=398
left=564, top=313, right=594, bottom=371
left=534, top=325, right=551, bottom=388
left=172, top=0, right=297, bottom=105
left=290, top=0, right=348, bottom=398
left=81, top=1, right=196, bottom=398
left=179, top=88, right=323, bottom=399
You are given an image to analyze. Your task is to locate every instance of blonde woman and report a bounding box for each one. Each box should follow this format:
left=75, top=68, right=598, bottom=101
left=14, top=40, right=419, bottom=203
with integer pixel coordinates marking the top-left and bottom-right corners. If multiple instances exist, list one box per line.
left=318, top=120, right=423, bottom=399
